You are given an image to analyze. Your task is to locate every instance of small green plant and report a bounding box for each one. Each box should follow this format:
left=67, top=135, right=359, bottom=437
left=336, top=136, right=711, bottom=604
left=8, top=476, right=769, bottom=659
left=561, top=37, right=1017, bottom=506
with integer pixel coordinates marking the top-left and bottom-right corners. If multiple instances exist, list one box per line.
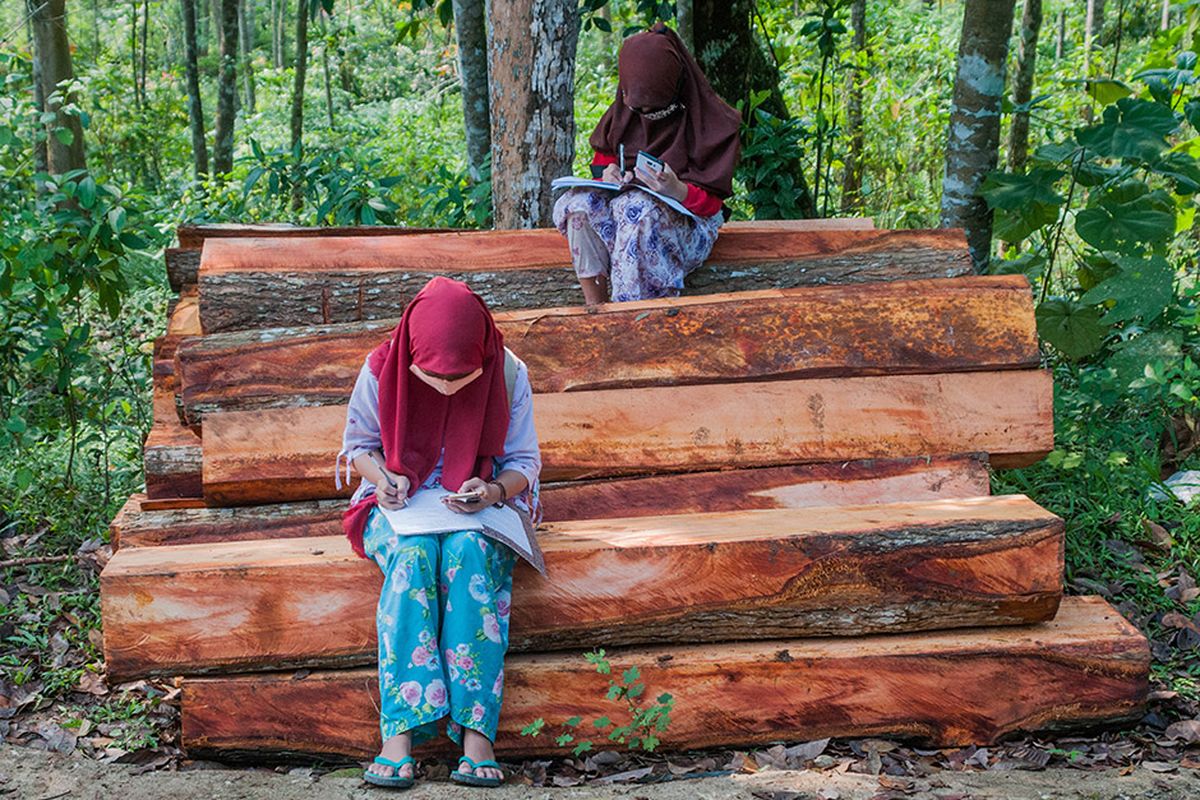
left=520, top=649, right=674, bottom=755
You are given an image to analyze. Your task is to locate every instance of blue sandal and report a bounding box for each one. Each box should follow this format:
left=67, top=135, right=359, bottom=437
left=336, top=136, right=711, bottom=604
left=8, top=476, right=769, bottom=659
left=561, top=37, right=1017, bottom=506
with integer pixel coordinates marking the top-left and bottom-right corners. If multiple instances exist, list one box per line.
left=450, top=755, right=504, bottom=788
left=363, top=755, right=416, bottom=789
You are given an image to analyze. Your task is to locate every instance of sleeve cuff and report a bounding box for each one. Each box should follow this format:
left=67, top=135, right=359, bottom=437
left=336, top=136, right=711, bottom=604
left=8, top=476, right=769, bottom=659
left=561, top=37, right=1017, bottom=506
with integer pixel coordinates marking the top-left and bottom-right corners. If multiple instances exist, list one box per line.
left=682, top=183, right=724, bottom=217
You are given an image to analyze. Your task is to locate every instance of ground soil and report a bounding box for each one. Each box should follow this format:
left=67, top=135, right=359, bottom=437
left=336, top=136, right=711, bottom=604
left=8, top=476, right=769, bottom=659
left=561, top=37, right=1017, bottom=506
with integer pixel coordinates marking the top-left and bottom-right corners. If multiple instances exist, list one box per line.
left=2, top=744, right=1198, bottom=800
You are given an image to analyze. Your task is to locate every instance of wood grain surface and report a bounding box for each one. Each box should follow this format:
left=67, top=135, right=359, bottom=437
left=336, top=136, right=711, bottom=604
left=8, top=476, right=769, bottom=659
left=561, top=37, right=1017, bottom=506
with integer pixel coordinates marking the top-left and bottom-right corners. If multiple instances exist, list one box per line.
left=176, top=277, right=1038, bottom=422
left=196, top=229, right=969, bottom=331
left=101, top=495, right=1063, bottom=679
left=178, top=596, right=1147, bottom=758
left=199, top=370, right=1053, bottom=506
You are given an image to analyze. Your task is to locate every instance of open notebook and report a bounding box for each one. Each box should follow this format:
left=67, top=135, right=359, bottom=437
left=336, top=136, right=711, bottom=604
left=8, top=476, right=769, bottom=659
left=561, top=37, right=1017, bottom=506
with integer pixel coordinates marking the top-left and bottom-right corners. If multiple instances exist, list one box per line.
left=551, top=177, right=700, bottom=221
left=378, top=487, right=545, bottom=575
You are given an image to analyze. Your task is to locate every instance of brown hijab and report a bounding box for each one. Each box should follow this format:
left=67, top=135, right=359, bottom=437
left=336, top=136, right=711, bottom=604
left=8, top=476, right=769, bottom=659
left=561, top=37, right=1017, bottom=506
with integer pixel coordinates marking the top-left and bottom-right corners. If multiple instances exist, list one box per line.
left=590, top=24, right=742, bottom=199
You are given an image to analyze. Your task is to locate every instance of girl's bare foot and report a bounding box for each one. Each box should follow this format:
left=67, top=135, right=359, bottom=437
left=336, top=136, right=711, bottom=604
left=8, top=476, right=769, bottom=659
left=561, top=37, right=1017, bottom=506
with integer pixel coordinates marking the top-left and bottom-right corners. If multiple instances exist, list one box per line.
left=459, top=728, right=502, bottom=781
left=365, top=732, right=413, bottom=780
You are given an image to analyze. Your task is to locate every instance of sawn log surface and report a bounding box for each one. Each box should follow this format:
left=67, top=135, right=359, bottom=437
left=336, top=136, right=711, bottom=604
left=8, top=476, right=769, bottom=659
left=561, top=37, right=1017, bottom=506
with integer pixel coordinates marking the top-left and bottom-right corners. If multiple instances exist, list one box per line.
left=111, top=455, right=990, bottom=549
left=197, top=229, right=970, bottom=331
left=176, top=277, right=1038, bottom=422
left=199, top=370, right=1054, bottom=506
left=100, top=494, right=1063, bottom=680
left=178, top=596, right=1147, bottom=757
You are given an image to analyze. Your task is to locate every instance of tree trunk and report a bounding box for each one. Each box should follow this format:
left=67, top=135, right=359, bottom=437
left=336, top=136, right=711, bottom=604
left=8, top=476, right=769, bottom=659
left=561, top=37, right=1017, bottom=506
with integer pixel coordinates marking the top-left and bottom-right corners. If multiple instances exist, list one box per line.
left=1055, top=8, right=1064, bottom=59
left=939, top=0, right=1017, bottom=272
left=321, top=17, right=334, bottom=127
left=130, top=2, right=141, bottom=109
left=676, top=0, right=694, bottom=53
left=452, top=0, right=491, bottom=183
left=1162, top=0, right=1170, bottom=31
left=181, top=0, right=210, bottom=178
left=140, top=0, right=150, bottom=104
left=1084, top=0, right=1095, bottom=75
left=485, top=0, right=578, bottom=228
left=213, top=0, right=239, bottom=175
left=239, top=0, right=257, bottom=113
left=30, top=0, right=87, bottom=174
left=840, top=0, right=867, bottom=212
left=271, top=0, right=281, bottom=67
left=290, top=0, right=309, bottom=210
left=1007, top=0, right=1042, bottom=174
left=693, top=0, right=817, bottom=219
left=25, top=4, right=48, bottom=175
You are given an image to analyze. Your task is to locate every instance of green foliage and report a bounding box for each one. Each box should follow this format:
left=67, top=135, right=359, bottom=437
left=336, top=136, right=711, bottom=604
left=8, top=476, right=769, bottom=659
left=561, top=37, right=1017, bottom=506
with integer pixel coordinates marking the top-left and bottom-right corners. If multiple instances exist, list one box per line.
left=521, top=649, right=674, bottom=755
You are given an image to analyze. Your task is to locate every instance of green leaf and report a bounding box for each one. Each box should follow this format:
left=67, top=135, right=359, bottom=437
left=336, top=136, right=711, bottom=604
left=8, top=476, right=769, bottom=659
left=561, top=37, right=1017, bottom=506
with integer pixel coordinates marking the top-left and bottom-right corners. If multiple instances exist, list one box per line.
left=14, top=466, right=33, bottom=492
left=622, top=666, right=640, bottom=685
left=555, top=733, right=574, bottom=746
left=1080, top=254, right=1175, bottom=324
left=573, top=740, right=594, bottom=755
left=592, top=715, right=611, bottom=728
left=979, top=169, right=1065, bottom=211
left=1107, top=331, right=1184, bottom=388
left=76, top=175, right=97, bottom=209
left=520, top=718, right=545, bottom=737
left=564, top=715, right=582, bottom=728
left=1075, top=98, right=1179, bottom=162
left=1084, top=78, right=1134, bottom=106
left=1074, top=187, right=1176, bottom=252
left=53, top=126, right=75, bottom=146
left=1036, top=299, right=1108, bottom=359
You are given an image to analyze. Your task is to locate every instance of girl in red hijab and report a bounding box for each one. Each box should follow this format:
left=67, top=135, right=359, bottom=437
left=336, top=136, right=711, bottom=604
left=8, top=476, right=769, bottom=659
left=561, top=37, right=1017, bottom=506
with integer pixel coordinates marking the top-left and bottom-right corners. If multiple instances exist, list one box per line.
left=553, top=23, right=741, bottom=305
left=338, top=277, right=542, bottom=788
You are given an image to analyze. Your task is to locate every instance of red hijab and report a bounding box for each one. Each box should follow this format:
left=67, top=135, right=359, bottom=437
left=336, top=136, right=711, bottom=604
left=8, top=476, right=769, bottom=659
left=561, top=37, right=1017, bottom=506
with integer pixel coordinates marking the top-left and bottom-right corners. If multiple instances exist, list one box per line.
left=590, top=24, right=742, bottom=198
left=342, top=277, right=510, bottom=557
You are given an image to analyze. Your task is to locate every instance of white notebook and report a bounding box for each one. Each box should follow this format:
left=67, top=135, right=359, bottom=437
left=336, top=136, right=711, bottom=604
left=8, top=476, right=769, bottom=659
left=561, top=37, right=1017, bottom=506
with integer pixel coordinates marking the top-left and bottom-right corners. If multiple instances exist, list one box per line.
left=551, top=176, right=700, bottom=221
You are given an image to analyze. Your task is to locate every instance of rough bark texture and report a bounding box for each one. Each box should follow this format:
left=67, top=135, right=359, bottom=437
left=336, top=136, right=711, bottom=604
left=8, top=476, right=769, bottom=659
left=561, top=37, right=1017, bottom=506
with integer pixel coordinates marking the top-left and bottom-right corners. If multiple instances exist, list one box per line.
left=194, top=228, right=972, bottom=332
left=452, top=0, right=491, bottom=182
left=26, top=3, right=48, bottom=175
left=180, top=0, right=209, bottom=177
left=289, top=0, right=308, bottom=209
left=1007, top=0, right=1043, bottom=174
left=485, top=0, right=578, bottom=227
left=939, top=0, right=1017, bottom=271
left=213, top=0, right=239, bottom=175
left=179, top=596, right=1147, bottom=757
left=841, top=0, right=867, bottom=211
left=111, top=455, right=991, bottom=548
left=100, top=494, right=1063, bottom=679
left=198, top=370, right=1054, bottom=506
left=175, top=277, right=1039, bottom=422
left=30, top=0, right=87, bottom=174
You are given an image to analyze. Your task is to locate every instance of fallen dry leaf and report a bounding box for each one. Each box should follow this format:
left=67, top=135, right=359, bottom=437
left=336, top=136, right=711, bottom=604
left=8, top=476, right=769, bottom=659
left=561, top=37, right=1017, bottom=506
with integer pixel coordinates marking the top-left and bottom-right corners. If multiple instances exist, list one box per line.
left=1164, top=719, right=1200, bottom=744
left=1142, top=761, right=1178, bottom=773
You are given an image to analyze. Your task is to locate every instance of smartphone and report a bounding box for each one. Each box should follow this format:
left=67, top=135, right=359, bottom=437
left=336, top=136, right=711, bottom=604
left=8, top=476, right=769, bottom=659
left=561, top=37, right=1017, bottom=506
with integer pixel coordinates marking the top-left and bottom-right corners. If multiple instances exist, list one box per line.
left=636, top=150, right=664, bottom=176
left=443, top=491, right=484, bottom=503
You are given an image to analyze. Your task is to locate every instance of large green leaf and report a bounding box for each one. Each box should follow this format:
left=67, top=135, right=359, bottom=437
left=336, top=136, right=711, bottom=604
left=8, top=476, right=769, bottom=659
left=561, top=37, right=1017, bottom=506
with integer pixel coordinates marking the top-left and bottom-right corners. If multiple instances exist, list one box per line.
left=981, top=170, right=1065, bottom=243
left=1074, top=186, right=1176, bottom=252
left=1036, top=299, right=1108, bottom=359
left=1079, top=254, right=1175, bottom=323
left=1075, top=98, right=1179, bottom=162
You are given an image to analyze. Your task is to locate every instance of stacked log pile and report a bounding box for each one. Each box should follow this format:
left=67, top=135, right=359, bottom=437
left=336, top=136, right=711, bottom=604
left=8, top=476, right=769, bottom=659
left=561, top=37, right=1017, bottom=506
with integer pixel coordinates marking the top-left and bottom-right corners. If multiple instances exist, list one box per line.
left=103, top=221, right=1149, bottom=762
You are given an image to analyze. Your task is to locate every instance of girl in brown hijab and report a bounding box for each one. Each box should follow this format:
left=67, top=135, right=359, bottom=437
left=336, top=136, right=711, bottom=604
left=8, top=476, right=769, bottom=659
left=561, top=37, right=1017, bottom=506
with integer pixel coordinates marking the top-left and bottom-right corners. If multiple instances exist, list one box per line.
left=552, top=23, right=741, bottom=305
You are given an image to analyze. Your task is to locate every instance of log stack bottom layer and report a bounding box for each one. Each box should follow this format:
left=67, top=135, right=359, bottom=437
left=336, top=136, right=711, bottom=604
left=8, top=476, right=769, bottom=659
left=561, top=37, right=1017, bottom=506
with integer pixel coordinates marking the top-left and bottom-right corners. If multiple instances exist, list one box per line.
left=179, top=596, right=1148, bottom=759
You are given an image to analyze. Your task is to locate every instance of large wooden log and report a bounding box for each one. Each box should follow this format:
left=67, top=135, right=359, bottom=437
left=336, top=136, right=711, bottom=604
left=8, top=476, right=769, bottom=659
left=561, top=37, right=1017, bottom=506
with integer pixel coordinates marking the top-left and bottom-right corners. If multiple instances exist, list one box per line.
left=169, top=220, right=874, bottom=291
left=200, top=370, right=1053, bottom=506
left=197, top=228, right=970, bottom=332
left=179, top=596, right=1147, bottom=758
left=143, top=389, right=203, bottom=500
left=100, top=494, right=1063, bottom=680
left=111, top=455, right=990, bottom=549
left=176, top=277, right=1038, bottom=423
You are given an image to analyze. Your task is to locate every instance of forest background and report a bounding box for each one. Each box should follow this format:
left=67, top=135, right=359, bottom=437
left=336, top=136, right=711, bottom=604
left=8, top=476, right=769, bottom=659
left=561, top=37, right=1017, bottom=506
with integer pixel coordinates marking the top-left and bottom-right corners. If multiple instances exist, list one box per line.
left=0, top=0, right=1198, bottom=760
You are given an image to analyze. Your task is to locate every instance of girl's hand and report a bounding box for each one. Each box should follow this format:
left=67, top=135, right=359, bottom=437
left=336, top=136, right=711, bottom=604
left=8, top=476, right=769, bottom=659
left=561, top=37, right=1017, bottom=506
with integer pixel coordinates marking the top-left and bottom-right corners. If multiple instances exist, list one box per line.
left=635, top=160, right=687, bottom=203
left=601, top=162, right=626, bottom=185
left=377, top=472, right=410, bottom=510
left=444, top=477, right=497, bottom=514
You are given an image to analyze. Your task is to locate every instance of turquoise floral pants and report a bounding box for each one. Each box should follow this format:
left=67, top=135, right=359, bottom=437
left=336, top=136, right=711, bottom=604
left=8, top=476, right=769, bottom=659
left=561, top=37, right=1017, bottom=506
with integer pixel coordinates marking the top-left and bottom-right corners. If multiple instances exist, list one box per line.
left=363, top=507, right=517, bottom=745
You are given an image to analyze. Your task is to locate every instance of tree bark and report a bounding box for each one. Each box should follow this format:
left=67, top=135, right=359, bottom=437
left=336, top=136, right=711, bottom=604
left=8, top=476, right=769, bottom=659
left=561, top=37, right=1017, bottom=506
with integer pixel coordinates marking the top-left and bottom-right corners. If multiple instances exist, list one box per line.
left=239, top=0, right=257, bottom=113
left=320, top=16, right=334, bottom=127
left=130, top=2, right=141, bottom=109
left=840, top=0, right=867, bottom=212
left=140, top=0, right=150, bottom=104
left=181, top=0, right=210, bottom=178
left=290, top=0, right=309, bottom=210
left=1162, top=0, right=1170, bottom=31
left=485, top=0, right=578, bottom=228
left=452, top=0, right=491, bottom=183
left=1084, top=0, right=1095, bottom=76
left=1007, top=0, right=1042, bottom=174
left=676, top=0, right=694, bottom=52
left=939, top=0, right=1017, bottom=272
left=30, top=0, right=87, bottom=174
left=1056, top=8, right=1065, bottom=59
left=213, top=0, right=239, bottom=175
left=693, top=0, right=817, bottom=218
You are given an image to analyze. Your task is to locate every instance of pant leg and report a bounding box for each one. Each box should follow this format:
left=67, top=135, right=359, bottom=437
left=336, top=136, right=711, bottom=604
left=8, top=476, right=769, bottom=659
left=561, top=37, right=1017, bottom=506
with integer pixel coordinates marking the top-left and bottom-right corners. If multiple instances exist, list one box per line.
left=554, top=189, right=618, bottom=282
left=437, top=530, right=517, bottom=744
left=608, top=192, right=722, bottom=302
left=363, top=508, right=450, bottom=745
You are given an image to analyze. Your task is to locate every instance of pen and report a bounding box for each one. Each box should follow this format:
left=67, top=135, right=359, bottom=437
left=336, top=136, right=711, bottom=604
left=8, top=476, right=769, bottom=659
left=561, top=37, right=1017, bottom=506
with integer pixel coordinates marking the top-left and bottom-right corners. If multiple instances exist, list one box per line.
left=367, top=451, right=406, bottom=506
left=619, top=143, right=625, bottom=179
